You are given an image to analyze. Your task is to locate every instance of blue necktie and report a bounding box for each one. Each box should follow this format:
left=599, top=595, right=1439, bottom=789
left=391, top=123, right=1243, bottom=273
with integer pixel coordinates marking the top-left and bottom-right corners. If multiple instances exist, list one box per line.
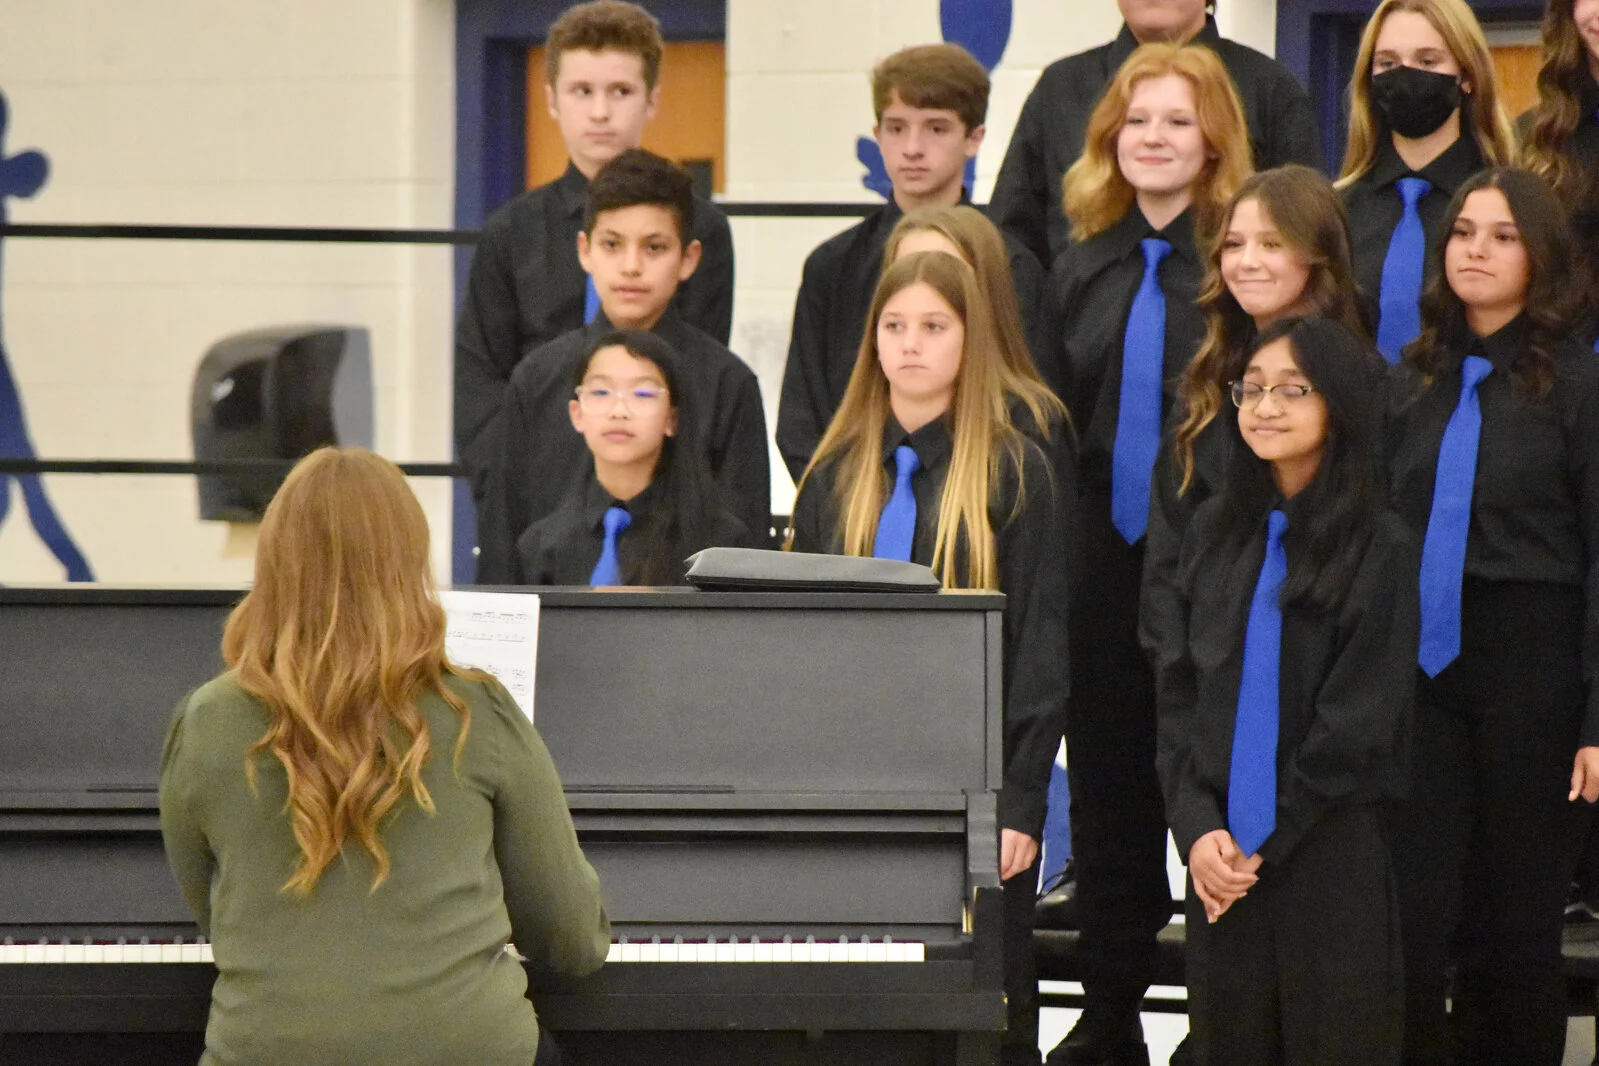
left=1376, top=176, right=1432, bottom=363
left=1229, top=509, right=1288, bottom=858
left=589, top=505, right=632, bottom=586
left=1418, top=355, right=1492, bottom=676
left=1111, top=237, right=1172, bottom=543
left=584, top=276, right=601, bottom=324
left=873, top=445, right=921, bottom=561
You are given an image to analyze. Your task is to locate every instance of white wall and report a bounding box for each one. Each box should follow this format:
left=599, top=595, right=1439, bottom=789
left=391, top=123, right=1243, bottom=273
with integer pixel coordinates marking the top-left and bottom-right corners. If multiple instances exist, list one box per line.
left=0, top=0, right=456, bottom=584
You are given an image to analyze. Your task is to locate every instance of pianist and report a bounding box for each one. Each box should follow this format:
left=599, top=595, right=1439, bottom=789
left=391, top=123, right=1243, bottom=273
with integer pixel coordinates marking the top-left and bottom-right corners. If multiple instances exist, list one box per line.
left=158, top=447, right=609, bottom=1066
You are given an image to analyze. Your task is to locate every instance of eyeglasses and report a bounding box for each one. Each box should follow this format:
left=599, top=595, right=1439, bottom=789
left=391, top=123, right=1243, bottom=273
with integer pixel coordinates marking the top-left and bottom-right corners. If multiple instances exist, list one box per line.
left=1228, top=381, right=1317, bottom=408
left=574, top=385, right=669, bottom=413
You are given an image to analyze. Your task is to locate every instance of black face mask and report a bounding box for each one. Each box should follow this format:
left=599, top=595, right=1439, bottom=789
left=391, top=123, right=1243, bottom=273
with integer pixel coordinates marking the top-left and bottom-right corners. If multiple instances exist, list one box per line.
left=1370, top=65, right=1464, bottom=139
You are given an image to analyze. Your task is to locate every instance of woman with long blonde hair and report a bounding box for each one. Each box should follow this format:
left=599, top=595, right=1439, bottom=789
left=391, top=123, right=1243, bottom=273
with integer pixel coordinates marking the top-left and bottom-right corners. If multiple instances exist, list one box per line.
left=160, top=447, right=607, bottom=1066
left=1337, top=0, right=1515, bottom=361
left=789, top=250, right=1071, bottom=1064
left=1040, top=40, right=1251, bottom=1066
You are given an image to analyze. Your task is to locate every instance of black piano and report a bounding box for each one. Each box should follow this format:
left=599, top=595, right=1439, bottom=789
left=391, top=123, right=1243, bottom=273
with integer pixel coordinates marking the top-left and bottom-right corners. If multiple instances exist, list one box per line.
left=0, top=586, right=1008, bottom=1065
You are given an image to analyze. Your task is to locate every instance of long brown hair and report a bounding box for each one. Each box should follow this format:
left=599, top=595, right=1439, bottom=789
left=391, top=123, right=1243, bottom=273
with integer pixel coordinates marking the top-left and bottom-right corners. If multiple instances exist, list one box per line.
left=1174, top=166, right=1367, bottom=490
left=790, top=252, right=1036, bottom=589
left=884, top=204, right=1069, bottom=436
left=1408, top=167, right=1579, bottom=397
left=1520, top=0, right=1594, bottom=204
left=1062, top=42, right=1253, bottom=242
left=223, top=447, right=485, bottom=896
left=1337, top=0, right=1515, bottom=188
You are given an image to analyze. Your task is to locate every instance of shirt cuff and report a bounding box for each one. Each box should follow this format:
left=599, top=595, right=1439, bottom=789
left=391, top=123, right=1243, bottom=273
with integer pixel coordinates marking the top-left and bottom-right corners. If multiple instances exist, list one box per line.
left=998, top=783, right=1047, bottom=840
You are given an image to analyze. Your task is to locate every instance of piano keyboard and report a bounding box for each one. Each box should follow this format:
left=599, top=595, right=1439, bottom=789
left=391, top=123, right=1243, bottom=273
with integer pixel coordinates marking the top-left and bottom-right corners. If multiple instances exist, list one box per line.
left=2, top=937, right=925, bottom=965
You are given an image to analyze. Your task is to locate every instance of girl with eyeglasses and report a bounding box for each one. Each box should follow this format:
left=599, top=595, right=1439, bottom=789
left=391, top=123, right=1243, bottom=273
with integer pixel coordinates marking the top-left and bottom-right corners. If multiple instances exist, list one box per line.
left=513, top=330, right=753, bottom=586
left=1385, top=166, right=1599, bottom=1066
left=1157, top=315, right=1415, bottom=1065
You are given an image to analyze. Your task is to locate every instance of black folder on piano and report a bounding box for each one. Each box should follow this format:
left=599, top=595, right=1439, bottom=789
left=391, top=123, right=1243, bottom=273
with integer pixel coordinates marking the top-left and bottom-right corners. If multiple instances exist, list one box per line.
left=0, top=586, right=1008, bottom=1065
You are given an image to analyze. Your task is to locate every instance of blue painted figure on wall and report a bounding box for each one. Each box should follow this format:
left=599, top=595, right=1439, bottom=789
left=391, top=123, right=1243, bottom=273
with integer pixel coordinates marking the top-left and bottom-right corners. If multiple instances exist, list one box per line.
left=0, top=90, right=94, bottom=581
left=857, top=0, right=1015, bottom=197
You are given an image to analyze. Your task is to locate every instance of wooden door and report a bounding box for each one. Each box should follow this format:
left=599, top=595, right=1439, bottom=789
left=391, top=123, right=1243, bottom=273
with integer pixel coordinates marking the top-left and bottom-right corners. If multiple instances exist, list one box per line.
left=525, top=41, right=726, bottom=193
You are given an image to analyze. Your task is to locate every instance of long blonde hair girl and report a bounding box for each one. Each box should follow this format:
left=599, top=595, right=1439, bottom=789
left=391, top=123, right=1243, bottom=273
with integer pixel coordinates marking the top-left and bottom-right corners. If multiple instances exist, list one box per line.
left=884, top=204, right=1069, bottom=438
left=223, top=447, right=486, bottom=896
left=1062, top=42, right=1254, bottom=243
left=791, top=252, right=1038, bottom=589
left=1520, top=0, right=1597, bottom=204
left=1336, top=0, right=1515, bottom=188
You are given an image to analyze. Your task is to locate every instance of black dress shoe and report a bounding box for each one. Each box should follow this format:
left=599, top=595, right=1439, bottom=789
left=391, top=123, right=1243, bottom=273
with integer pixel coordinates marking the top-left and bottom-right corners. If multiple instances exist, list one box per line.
left=1043, top=1017, right=1151, bottom=1066
left=1034, top=860, right=1080, bottom=930
left=1166, top=1034, right=1194, bottom=1066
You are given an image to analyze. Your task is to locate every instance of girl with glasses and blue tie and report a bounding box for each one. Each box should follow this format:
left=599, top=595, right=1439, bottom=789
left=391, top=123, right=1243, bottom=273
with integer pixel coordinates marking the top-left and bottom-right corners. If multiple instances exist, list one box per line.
left=1337, top=0, right=1515, bottom=365
left=512, top=330, right=752, bottom=586
left=787, top=249, right=1071, bottom=1066
left=1038, top=41, right=1252, bottom=1066
left=1385, top=167, right=1599, bottom=1066
left=1157, top=314, right=1415, bottom=1066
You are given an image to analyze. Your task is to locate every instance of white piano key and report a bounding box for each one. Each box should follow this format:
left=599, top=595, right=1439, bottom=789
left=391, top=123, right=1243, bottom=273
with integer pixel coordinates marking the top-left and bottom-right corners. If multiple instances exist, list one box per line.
left=605, top=943, right=622, bottom=964
left=826, top=941, right=850, bottom=963
left=63, top=944, right=86, bottom=963
left=772, top=941, right=792, bottom=963
left=734, top=943, right=754, bottom=963
left=103, top=944, right=124, bottom=963
left=846, top=941, right=869, bottom=963
left=24, top=944, right=45, bottom=964
left=84, top=944, right=105, bottom=963
left=867, top=941, right=888, bottom=963
left=714, top=942, right=736, bottom=963
left=620, top=942, right=641, bottom=963
left=658, top=941, right=679, bottom=963
left=159, top=943, right=182, bottom=963
left=2, top=944, right=26, bottom=963
left=43, top=944, right=66, bottom=964
left=180, top=943, right=204, bottom=963
left=200, top=942, right=214, bottom=963
left=791, top=941, right=811, bottom=963
left=906, top=942, right=925, bottom=962
left=753, top=942, right=774, bottom=963
left=639, top=941, right=660, bottom=962
left=885, top=942, right=908, bottom=963
left=689, top=942, right=711, bottom=963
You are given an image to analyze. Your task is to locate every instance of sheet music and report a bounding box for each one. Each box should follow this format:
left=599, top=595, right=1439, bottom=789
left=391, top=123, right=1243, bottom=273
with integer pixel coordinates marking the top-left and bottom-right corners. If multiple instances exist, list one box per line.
left=438, top=590, right=540, bottom=721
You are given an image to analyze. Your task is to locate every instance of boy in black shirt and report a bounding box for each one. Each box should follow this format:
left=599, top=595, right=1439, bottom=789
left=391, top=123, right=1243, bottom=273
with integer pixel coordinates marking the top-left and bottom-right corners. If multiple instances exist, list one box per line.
left=455, top=0, right=736, bottom=494
left=476, top=150, right=766, bottom=584
left=776, top=43, right=1046, bottom=483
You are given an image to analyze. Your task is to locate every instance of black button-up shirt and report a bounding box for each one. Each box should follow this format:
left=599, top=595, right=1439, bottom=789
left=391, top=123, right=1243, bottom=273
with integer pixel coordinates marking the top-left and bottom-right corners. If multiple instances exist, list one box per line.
left=1156, top=496, right=1418, bottom=867
left=455, top=163, right=737, bottom=489
left=514, top=475, right=754, bottom=586
left=1045, top=206, right=1205, bottom=496
left=989, top=18, right=1323, bottom=266
left=477, top=307, right=769, bottom=584
left=1386, top=315, right=1599, bottom=743
left=1341, top=135, right=1484, bottom=326
left=775, top=196, right=1047, bottom=483
left=790, top=416, right=1075, bottom=839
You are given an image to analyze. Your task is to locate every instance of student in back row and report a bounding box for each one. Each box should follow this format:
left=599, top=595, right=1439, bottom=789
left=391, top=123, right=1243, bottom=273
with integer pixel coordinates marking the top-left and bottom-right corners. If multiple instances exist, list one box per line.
left=776, top=43, right=1047, bottom=483
left=513, top=330, right=753, bottom=586
left=455, top=0, right=735, bottom=496
left=476, top=149, right=767, bottom=584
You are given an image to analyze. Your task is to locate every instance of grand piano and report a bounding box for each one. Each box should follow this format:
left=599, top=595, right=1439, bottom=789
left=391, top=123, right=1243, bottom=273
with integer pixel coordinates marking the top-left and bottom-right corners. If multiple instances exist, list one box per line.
left=0, top=586, right=1008, bottom=1065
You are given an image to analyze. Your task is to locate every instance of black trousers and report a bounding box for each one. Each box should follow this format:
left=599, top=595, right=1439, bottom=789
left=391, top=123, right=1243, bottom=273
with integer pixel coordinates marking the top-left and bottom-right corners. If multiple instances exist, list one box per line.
left=1184, top=804, right=1402, bottom=1066
left=1002, top=858, right=1043, bottom=1066
left=533, top=1026, right=563, bottom=1066
left=1064, top=493, right=1174, bottom=1022
left=1390, top=579, right=1590, bottom=1066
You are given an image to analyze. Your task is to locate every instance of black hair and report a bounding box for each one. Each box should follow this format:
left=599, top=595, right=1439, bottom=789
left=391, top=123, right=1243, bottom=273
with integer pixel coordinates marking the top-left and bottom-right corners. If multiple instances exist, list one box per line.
left=1409, top=166, right=1579, bottom=397
left=573, top=329, right=719, bottom=584
left=582, top=148, right=696, bottom=245
left=1212, top=316, right=1383, bottom=612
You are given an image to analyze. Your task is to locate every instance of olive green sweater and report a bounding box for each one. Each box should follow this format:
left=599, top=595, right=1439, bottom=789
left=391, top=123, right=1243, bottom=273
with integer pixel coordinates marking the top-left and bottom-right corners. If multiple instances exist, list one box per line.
left=159, top=672, right=609, bottom=1066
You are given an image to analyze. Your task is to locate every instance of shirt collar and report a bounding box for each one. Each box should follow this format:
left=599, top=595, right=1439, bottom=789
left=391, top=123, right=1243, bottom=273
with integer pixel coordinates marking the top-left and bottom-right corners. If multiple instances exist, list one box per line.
left=880, top=414, right=954, bottom=470
left=555, top=162, right=589, bottom=219
left=581, top=305, right=690, bottom=346
left=1466, top=312, right=1529, bottom=375
left=1110, top=17, right=1220, bottom=68
left=1077, top=204, right=1197, bottom=275
left=581, top=472, right=663, bottom=531
left=1368, top=134, right=1484, bottom=196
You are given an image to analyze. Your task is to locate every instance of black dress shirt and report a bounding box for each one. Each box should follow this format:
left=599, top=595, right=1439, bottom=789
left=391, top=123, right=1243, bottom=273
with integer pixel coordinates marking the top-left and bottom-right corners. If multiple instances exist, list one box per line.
left=454, top=163, right=737, bottom=490
left=1385, top=315, right=1599, bottom=744
left=775, top=196, right=1047, bottom=482
left=1156, top=497, right=1418, bottom=867
left=514, top=475, right=753, bottom=585
left=1045, top=206, right=1206, bottom=496
left=989, top=18, right=1323, bottom=266
left=790, top=416, right=1075, bottom=839
left=477, top=307, right=769, bottom=584
left=1341, top=136, right=1484, bottom=327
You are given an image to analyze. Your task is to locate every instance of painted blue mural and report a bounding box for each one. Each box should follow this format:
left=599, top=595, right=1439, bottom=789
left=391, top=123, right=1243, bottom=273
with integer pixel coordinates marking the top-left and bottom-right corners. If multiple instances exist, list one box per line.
left=0, top=90, right=94, bottom=581
left=856, top=0, right=1014, bottom=198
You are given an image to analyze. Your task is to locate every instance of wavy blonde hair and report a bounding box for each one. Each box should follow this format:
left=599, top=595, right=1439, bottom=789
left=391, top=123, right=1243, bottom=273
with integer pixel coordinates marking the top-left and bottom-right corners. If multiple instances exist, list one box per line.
left=1520, top=0, right=1594, bottom=205
left=223, top=447, right=486, bottom=896
left=1062, top=42, right=1253, bottom=242
left=1336, top=0, right=1515, bottom=189
left=789, top=252, right=1036, bottom=589
left=884, top=204, right=1069, bottom=438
